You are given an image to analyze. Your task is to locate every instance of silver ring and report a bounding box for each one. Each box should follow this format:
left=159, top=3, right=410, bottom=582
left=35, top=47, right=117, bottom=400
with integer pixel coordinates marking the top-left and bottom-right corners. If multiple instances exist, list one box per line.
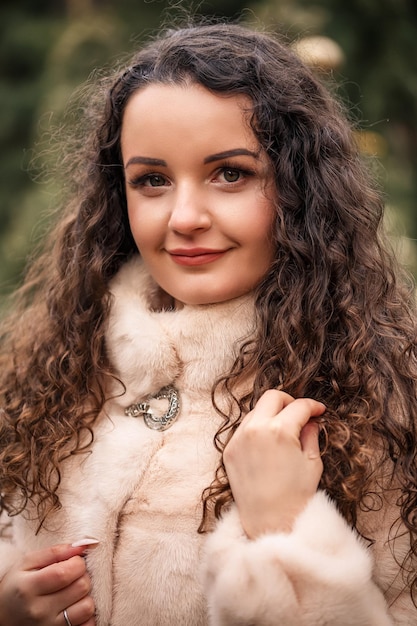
left=63, top=608, right=73, bottom=626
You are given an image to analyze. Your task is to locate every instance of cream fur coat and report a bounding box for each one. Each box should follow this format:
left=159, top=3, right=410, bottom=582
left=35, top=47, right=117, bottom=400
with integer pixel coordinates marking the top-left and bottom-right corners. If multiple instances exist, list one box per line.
left=0, top=257, right=414, bottom=625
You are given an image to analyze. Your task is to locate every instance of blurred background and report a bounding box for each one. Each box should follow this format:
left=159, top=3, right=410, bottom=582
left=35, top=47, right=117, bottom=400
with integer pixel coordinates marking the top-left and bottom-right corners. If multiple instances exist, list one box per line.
left=1, top=0, right=416, bottom=298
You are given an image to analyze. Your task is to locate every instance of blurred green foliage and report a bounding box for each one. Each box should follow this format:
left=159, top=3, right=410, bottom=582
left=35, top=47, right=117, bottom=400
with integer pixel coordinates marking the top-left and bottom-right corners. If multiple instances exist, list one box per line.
left=1, top=0, right=416, bottom=298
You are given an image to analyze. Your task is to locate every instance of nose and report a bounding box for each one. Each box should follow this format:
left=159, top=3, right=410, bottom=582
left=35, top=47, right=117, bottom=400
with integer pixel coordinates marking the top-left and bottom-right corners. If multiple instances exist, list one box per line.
left=167, top=183, right=211, bottom=234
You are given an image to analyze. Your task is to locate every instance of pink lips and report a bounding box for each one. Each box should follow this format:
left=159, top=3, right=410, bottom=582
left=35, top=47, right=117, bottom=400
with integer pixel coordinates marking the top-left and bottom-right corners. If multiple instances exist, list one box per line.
left=168, top=248, right=227, bottom=266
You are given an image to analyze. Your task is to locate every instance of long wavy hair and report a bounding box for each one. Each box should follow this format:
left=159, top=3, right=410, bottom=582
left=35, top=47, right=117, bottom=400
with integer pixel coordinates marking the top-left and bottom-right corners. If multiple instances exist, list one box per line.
left=1, top=20, right=417, bottom=600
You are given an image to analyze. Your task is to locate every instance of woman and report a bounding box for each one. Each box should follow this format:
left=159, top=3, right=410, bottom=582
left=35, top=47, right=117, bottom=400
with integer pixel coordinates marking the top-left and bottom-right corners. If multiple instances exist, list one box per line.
left=0, top=21, right=416, bottom=625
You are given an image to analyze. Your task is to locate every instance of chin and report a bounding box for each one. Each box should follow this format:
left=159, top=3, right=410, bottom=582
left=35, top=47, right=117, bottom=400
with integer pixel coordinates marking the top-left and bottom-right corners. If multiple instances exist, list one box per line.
left=174, top=290, right=249, bottom=306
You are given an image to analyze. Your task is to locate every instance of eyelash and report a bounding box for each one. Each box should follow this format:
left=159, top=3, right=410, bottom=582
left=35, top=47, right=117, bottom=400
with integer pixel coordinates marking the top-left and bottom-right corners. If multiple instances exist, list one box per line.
left=127, top=173, right=168, bottom=188
left=127, top=163, right=256, bottom=189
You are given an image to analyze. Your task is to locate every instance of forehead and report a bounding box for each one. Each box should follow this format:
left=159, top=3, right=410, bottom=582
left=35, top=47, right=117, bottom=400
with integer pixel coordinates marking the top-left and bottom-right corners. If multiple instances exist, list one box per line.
left=120, top=82, right=258, bottom=154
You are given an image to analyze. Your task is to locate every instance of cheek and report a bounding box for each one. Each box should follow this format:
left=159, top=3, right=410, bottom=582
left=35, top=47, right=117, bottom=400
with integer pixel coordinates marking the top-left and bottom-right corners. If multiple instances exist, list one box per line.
left=127, top=213, right=142, bottom=249
left=127, top=206, right=157, bottom=251
left=248, top=201, right=276, bottom=251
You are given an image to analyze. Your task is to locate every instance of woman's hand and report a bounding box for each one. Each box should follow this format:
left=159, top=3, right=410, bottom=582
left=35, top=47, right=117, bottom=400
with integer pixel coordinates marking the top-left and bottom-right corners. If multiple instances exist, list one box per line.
left=224, top=389, right=326, bottom=538
left=0, top=543, right=96, bottom=626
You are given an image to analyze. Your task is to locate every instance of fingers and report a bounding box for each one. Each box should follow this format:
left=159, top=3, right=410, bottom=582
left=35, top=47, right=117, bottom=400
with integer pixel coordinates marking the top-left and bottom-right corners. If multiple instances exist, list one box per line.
left=300, top=420, right=321, bottom=459
left=224, top=389, right=326, bottom=537
left=0, top=549, right=95, bottom=626
left=272, top=396, right=326, bottom=438
left=19, top=542, right=98, bottom=599
left=57, top=591, right=96, bottom=625
left=242, top=389, right=295, bottom=423
left=45, top=560, right=90, bottom=598
left=23, top=543, right=89, bottom=571
left=241, top=389, right=326, bottom=438
left=28, top=554, right=87, bottom=596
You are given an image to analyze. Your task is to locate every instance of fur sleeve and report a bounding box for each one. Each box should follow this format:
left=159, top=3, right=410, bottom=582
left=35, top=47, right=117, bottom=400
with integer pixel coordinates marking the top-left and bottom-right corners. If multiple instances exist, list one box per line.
left=201, top=491, right=393, bottom=626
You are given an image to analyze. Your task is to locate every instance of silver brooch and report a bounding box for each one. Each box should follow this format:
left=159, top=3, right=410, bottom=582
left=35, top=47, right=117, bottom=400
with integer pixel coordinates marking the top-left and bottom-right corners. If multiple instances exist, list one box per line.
left=124, top=385, right=180, bottom=431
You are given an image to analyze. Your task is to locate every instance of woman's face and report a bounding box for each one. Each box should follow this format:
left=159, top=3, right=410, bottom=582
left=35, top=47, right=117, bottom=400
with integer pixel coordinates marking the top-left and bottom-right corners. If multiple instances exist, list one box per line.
left=121, top=82, right=276, bottom=305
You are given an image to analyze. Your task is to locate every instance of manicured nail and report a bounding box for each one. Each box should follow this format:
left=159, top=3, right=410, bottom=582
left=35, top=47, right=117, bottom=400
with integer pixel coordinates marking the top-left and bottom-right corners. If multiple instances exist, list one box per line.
left=72, top=537, right=100, bottom=548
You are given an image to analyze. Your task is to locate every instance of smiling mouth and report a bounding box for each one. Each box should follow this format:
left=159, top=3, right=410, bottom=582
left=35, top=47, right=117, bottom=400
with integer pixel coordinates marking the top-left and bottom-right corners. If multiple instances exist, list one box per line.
left=168, top=249, right=227, bottom=266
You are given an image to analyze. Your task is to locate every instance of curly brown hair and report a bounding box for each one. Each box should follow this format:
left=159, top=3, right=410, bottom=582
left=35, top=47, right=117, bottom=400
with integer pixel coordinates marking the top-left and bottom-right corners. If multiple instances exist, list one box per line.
left=1, top=20, right=417, bottom=600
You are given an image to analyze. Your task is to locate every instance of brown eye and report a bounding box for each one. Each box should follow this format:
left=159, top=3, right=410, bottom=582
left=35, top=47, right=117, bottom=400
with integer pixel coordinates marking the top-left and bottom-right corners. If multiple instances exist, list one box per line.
left=223, top=169, right=241, bottom=183
left=146, top=174, right=166, bottom=187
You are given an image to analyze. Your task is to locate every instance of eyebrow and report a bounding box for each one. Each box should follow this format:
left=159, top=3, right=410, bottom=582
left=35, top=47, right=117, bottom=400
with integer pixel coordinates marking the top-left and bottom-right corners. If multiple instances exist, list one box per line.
left=125, top=156, right=167, bottom=168
left=204, top=148, right=260, bottom=163
left=125, top=148, right=260, bottom=169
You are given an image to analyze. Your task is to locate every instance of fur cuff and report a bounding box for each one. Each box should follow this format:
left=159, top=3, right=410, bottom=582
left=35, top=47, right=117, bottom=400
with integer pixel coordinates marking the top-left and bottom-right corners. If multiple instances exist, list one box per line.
left=202, top=491, right=392, bottom=625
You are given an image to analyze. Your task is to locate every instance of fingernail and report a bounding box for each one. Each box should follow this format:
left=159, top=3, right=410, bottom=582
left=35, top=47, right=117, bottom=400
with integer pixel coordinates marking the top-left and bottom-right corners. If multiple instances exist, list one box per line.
left=71, top=537, right=100, bottom=548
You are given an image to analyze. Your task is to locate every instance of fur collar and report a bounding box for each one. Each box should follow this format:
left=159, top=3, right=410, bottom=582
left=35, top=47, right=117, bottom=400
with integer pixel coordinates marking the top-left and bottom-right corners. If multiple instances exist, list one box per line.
left=105, top=256, right=257, bottom=407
